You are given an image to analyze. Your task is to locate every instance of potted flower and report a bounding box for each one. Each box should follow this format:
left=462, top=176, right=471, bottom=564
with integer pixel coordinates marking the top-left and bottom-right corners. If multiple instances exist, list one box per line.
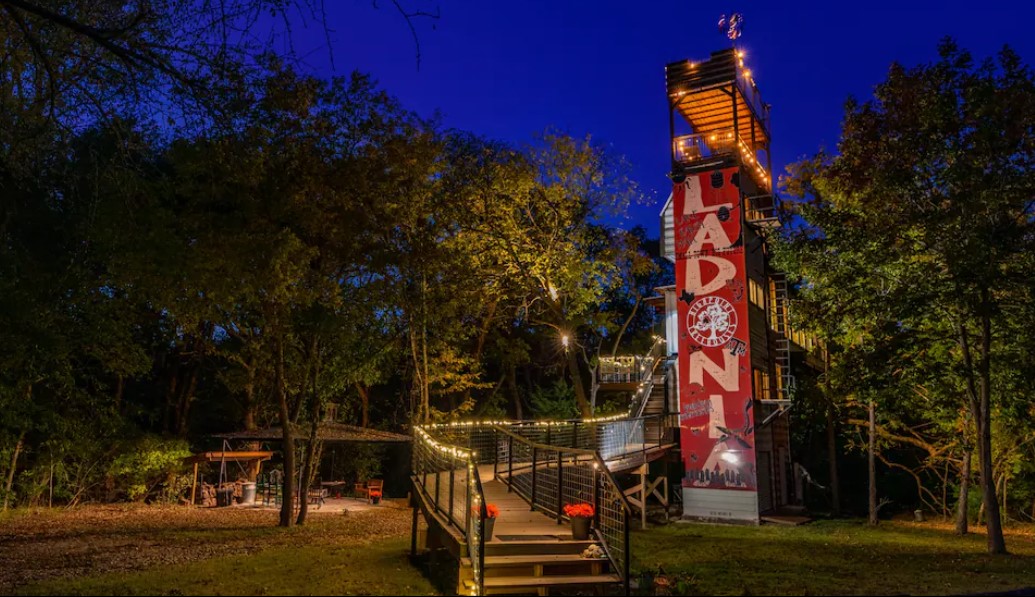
left=474, top=503, right=500, bottom=541
left=563, top=502, right=595, bottom=540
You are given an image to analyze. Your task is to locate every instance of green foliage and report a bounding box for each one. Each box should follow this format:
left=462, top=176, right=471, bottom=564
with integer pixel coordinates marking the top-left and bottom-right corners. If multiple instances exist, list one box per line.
left=324, top=444, right=384, bottom=490
left=106, top=437, right=191, bottom=502
left=0, top=2, right=654, bottom=513
left=775, top=40, right=1035, bottom=542
left=529, top=379, right=579, bottom=420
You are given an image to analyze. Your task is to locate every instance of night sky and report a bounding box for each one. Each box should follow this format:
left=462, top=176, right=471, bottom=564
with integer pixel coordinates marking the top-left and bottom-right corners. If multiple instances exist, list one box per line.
left=291, top=0, right=1035, bottom=231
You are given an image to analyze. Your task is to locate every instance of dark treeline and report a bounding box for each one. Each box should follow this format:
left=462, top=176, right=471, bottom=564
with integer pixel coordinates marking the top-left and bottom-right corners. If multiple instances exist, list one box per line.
left=0, top=1, right=666, bottom=524
left=777, top=40, right=1035, bottom=554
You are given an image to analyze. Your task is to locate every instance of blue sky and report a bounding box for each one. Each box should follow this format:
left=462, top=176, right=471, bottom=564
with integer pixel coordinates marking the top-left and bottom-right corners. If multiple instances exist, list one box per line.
left=289, top=0, right=1035, bottom=231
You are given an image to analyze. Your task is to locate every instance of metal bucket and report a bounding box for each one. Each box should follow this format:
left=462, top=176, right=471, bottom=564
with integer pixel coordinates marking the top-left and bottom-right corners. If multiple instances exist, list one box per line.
left=240, top=482, right=257, bottom=505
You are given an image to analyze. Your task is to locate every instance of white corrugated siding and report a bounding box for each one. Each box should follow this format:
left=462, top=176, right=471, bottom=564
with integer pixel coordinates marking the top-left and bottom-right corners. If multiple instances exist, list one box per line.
left=660, top=192, right=675, bottom=263
left=664, top=287, right=679, bottom=358
left=682, top=487, right=760, bottom=523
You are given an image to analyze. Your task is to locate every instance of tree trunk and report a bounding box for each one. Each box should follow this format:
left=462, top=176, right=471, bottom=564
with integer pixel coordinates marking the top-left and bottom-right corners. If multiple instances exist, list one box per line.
left=565, top=348, right=591, bottom=417
left=297, top=343, right=322, bottom=526
left=356, top=382, right=370, bottom=428
left=296, top=431, right=317, bottom=526
left=164, top=364, right=179, bottom=434
left=610, top=297, right=641, bottom=357
left=868, top=399, right=878, bottom=526
left=421, top=273, right=430, bottom=423
left=975, top=308, right=1006, bottom=553
left=243, top=362, right=261, bottom=482
left=3, top=432, right=25, bottom=511
left=276, top=335, right=295, bottom=528
left=1001, top=474, right=1008, bottom=519
left=955, top=449, right=971, bottom=535
left=825, top=360, right=840, bottom=516
left=959, top=314, right=1006, bottom=554
left=176, top=365, right=198, bottom=436
left=114, top=373, right=124, bottom=415
left=507, top=363, right=523, bottom=420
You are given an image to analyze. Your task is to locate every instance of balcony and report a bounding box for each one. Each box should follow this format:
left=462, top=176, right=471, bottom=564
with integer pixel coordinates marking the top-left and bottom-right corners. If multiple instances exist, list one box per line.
left=744, top=193, right=780, bottom=227
left=672, top=128, right=771, bottom=191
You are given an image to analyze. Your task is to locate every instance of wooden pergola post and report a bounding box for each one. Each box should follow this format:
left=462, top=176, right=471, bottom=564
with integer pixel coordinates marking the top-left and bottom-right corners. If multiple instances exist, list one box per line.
left=191, top=462, right=199, bottom=506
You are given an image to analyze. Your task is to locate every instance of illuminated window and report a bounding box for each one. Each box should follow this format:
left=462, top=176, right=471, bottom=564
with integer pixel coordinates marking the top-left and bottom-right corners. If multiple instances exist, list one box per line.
left=749, top=277, right=766, bottom=308
left=753, top=368, right=772, bottom=401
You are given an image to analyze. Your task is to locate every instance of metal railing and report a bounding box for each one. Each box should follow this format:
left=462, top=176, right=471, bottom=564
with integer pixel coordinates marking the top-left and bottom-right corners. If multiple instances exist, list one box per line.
left=413, top=415, right=671, bottom=596
left=745, top=193, right=779, bottom=225
left=412, top=427, right=488, bottom=596
left=672, top=128, right=771, bottom=191
left=493, top=425, right=635, bottom=595
left=598, top=338, right=666, bottom=418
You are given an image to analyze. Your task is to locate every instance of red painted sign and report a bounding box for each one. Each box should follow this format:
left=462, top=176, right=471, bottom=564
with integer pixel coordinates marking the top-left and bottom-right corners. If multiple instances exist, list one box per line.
left=673, top=168, right=756, bottom=491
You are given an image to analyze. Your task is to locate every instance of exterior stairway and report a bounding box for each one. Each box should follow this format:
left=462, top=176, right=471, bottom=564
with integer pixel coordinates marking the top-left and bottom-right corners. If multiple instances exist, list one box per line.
left=458, top=474, right=620, bottom=595
left=641, top=372, right=669, bottom=440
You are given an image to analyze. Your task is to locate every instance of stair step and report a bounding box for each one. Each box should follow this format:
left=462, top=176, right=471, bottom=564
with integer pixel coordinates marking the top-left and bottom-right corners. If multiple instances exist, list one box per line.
left=484, top=539, right=596, bottom=556
left=477, top=554, right=609, bottom=568
left=474, top=573, right=621, bottom=590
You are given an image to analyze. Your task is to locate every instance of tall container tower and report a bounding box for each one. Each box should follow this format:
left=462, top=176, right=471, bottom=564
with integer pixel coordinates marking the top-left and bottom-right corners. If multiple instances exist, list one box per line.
left=660, top=47, right=796, bottom=522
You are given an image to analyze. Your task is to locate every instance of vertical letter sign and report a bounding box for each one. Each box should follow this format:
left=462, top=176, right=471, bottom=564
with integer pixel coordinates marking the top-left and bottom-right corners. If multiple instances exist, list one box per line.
left=674, top=168, right=756, bottom=492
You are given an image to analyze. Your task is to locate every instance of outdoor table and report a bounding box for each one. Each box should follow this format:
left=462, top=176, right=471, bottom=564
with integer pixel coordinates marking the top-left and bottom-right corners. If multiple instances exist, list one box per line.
left=320, top=481, right=348, bottom=498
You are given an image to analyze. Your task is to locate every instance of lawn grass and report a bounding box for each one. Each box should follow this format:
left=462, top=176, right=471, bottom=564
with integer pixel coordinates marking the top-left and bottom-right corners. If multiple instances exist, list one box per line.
left=1, top=503, right=436, bottom=596
left=632, top=519, right=1035, bottom=596
left=18, top=536, right=436, bottom=596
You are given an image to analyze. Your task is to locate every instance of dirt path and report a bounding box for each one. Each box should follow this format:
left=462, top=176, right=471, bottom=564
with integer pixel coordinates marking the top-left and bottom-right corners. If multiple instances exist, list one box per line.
left=0, top=502, right=413, bottom=594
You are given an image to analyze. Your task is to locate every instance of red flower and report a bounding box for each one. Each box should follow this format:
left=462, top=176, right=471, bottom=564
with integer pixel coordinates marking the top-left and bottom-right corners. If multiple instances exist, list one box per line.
left=563, top=502, right=595, bottom=518
left=474, top=503, right=500, bottom=519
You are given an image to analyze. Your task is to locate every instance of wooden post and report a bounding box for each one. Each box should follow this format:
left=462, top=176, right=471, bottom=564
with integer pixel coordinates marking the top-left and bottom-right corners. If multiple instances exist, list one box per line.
left=191, top=462, right=199, bottom=506
left=448, top=458, right=455, bottom=524
left=530, top=447, right=538, bottom=510
left=507, top=435, right=513, bottom=492
left=492, top=428, right=499, bottom=481
left=640, top=466, right=648, bottom=528
left=410, top=493, right=420, bottom=557
left=556, top=451, right=563, bottom=523
left=623, top=509, right=631, bottom=596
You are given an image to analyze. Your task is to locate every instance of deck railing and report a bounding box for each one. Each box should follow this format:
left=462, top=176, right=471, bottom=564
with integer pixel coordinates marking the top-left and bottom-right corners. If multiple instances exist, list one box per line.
left=672, top=128, right=771, bottom=191
left=598, top=338, right=666, bottom=418
left=493, top=425, right=634, bottom=596
left=412, top=427, right=488, bottom=596
left=414, top=415, right=671, bottom=596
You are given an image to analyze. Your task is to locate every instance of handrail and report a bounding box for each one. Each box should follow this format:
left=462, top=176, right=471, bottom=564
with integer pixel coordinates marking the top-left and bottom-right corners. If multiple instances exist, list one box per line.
left=494, top=424, right=634, bottom=596
left=411, top=427, right=488, bottom=595
left=491, top=423, right=598, bottom=456
left=414, top=415, right=670, bottom=596
left=630, top=352, right=666, bottom=419
left=593, top=453, right=635, bottom=595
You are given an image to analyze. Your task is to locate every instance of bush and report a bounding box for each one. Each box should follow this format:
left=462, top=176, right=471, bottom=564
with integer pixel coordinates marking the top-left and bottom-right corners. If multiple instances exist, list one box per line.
left=529, top=379, right=578, bottom=419
left=106, top=436, right=192, bottom=502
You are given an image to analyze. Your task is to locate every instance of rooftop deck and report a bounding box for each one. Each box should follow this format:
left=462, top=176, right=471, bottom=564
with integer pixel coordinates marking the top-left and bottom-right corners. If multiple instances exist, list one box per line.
left=666, top=48, right=773, bottom=192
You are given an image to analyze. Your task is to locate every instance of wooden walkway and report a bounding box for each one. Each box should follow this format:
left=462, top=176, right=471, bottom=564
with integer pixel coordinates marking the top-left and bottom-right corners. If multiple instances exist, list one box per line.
left=479, top=465, right=573, bottom=541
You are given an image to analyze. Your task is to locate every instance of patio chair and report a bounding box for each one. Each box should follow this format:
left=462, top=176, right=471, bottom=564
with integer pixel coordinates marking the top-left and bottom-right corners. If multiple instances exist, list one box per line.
left=307, top=485, right=327, bottom=509
left=354, top=479, right=384, bottom=504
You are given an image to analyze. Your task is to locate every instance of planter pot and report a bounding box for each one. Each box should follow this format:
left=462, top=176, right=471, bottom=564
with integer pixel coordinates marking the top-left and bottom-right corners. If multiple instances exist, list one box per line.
left=484, top=517, right=496, bottom=541
left=571, top=516, right=591, bottom=540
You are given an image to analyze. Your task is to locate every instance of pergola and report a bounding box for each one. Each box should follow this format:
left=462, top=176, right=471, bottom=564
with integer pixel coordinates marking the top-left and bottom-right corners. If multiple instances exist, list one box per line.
left=214, top=422, right=411, bottom=444
left=210, top=423, right=412, bottom=501
left=183, top=450, right=274, bottom=505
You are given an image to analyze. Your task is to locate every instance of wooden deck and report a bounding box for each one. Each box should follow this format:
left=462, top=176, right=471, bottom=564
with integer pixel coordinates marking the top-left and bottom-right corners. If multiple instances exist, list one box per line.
left=480, top=466, right=574, bottom=541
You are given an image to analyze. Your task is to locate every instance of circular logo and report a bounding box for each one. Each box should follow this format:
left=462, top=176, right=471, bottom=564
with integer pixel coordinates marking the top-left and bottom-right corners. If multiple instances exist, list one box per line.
left=686, top=296, right=737, bottom=347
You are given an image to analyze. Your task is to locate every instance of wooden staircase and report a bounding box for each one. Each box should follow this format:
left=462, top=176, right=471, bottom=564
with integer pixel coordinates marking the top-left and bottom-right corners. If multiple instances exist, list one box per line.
left=456, top=476, right=621, bottom=595
left=641, top=371, right=670, bottom=441
left=460, top=540, right=619, bottom=595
